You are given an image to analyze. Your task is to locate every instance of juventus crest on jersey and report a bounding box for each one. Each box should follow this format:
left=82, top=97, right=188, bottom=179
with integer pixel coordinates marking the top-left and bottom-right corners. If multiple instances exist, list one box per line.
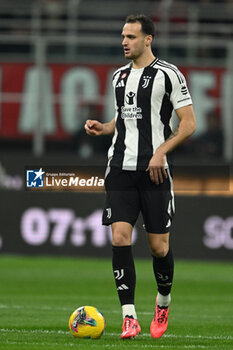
left=107, top=58, right=192, bottom=171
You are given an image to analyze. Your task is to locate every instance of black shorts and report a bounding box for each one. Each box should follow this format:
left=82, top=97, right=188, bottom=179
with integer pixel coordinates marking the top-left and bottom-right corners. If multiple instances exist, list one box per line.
left=102, top=166, right=175, bottom=233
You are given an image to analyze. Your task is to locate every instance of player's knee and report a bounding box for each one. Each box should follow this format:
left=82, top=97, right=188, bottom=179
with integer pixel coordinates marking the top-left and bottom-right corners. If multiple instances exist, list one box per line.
left=150, top=245, right=168, bottom=258
left=112, top=230, right=131, bottom=246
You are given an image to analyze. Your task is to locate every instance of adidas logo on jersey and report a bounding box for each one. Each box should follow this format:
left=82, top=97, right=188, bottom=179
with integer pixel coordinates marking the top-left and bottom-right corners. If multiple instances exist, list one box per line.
left=116, top=80, right=125, bottom=88
left=181, top=85, right=188, bottom=95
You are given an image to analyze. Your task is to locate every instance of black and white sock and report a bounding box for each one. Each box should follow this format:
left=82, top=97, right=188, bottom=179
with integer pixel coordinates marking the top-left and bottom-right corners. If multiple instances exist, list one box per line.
left=112, top=245, right=136, bottom=312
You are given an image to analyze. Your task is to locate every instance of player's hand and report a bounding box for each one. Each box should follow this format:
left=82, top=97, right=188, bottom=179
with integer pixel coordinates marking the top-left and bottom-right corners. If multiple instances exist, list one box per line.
left=146, top=151, right=168, bottom=184
left=84, top=120, right=104, bottom=136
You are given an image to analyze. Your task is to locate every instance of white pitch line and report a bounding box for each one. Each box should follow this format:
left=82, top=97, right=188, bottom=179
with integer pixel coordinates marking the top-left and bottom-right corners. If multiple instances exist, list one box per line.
left=0, top=304, right=232, bottom=320
left=0, top=304, right=71, bottom=312
left=0, top=304, right=152, bottom=315
left=0, top=342, right=226, bottom=349
left=0, top=329, right=232, bottom=341
left=0, top=328, right=69, bottom=335
left=85, top=346, right=219, bottom=349
left=107, top=333, right=233, bottom=341
left=3, top=341, right=76, bottom=348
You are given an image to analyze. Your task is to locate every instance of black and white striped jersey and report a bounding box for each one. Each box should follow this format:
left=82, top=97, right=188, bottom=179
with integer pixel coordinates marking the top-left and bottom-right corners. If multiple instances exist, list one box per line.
left=108, top=58, right=192, bottom=171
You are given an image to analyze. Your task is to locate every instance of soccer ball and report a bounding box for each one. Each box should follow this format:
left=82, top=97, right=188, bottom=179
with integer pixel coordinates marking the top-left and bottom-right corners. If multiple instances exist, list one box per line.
left=69, top=306, right=105, bottom=339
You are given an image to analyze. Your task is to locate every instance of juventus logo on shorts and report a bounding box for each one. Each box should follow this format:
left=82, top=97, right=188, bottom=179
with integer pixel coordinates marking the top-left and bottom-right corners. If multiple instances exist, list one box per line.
left=106, top=208, right=112, bottom=219
left=142, top=76, right=151, bottom=88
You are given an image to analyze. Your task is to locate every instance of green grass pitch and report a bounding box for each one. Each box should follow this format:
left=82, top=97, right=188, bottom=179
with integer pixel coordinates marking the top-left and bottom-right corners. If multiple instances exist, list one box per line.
left=0, top=256, right=232, bottom=350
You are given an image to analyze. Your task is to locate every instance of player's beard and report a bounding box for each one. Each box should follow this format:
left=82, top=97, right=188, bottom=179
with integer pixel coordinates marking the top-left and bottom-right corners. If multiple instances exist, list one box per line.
left=123, top=44, right=145, bottom=61
left=124, top=50, right=140, bottom=60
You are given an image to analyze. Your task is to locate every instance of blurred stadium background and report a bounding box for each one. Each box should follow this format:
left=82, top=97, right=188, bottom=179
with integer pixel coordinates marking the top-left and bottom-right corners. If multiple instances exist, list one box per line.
left=0, top=0, right=233, bottom=261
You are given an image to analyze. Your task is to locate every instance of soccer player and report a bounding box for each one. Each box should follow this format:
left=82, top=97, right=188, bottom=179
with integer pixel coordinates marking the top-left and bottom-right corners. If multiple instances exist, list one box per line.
left=85, top=14, right=196, bottom=339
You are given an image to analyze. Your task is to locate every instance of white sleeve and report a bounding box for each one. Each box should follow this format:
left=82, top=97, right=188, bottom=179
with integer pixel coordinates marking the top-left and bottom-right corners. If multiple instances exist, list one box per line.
left=169, top=71, right=192, bottom=110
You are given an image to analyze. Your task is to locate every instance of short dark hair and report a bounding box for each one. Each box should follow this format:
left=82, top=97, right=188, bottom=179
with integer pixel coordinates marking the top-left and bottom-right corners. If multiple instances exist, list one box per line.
left=125, top=14, right=155, bottom=38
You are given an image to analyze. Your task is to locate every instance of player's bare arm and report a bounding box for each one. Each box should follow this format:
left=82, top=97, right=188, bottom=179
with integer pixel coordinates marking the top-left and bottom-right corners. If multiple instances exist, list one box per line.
left=147, top=104, right=196, bottom=184
left=85, top=117, right=115, bottom=136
